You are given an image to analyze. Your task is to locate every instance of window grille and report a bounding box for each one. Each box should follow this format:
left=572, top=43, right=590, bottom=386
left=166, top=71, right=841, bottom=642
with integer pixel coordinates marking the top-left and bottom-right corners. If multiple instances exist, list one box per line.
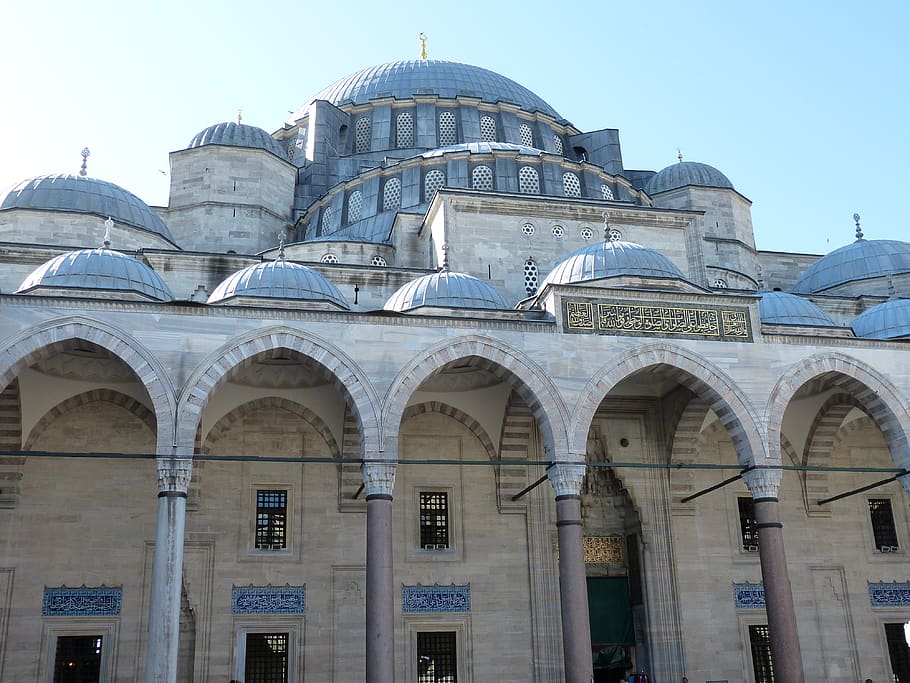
left=320, top=206, right=334, bottom=235
left=601, top=184, right=615, bottom=200
left=417, top=631, right=457, bottom=683
left=439, top=112, right=456, bottom=146
left=397, top=111, right=414, bottom=148
left=471, top=165, right=493, bottom=191
left=518, top=166, right=540, bottom=194
left=54, top=635, right=103, bottom=683
left=425, top=169, right=446, bottom=202
left=580, top=227, right=594, bottom=240
left=480, top=115, right=497, bottom=142
left=713, top=278, right=728, bottom=289
left=256, top=490, right=287, bottom=550
left=524, top=259, right=539, bottom=296
left=245, top=633, right=289, bottom=683
left=371, top=255, right=387, bottom=267
left=286, top=142, right=295, bottom=162
left=321, top=253, right=338, bottom=264
left=355, top=117, right=371, bottom=153
left=608, top=228, right=623, bottom=242
left=748, top=625, right=775, bottom=683
left=738, top=497, right=759, bottom=550
left=519, top=123, right=534, bottom=147
left=520, top=223, right=535, bottom=237
left=885, top=622, right=910, bottom=681
left=383, top=178, right=402, bottom=211
left=552, top=225, right=565, bottom=239
left=420, top=492, right=449, bottom=549
left=563, top=172, right=581, bottom=197
left=553, top=134, right=564, bottom=155
left=347, top=190, right=363, bottom=224
left=869, top=498, right=900, bottom=549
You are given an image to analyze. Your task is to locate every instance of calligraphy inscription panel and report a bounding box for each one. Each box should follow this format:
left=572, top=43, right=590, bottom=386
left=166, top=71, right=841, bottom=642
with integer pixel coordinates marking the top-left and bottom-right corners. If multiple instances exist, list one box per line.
left=583, top=536, right=623, bottom=564
left=564, top=298, right=752, bottom=342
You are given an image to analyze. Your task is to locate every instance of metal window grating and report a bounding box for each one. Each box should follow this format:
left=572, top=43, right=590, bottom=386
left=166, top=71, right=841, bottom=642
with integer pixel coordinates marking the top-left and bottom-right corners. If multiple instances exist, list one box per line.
left=439, top=112, right=456, bottom=146
left=738, top=497, right=759, bottom=550
left=383, top=178, right=402, bottom=211
left=256, top=490, right=287, bottom=550
left=397, top=112, right=414, bottom=148
left=355, top=117, right=371, bottom=153
left=417, top=631, right=457, bottom=683
left=886, top=622, right=910, bottom=681
left=518, top=166, right=540, bottom=194
left=553, top=134, right=564, bottom=155
left=245, top=633, right=289, bottom=683
left=601, top=184, right=614, bottom=200
left=748, top=625, right=775, bottom=683
left=472, top=165, right=493, bottom=191
left=519, top=123, right=534, bottom=147
left=524, top=259, right=539, bottom=296
left=480, top=115, right=497, bottom=142
left=563, top=172, right=581, bottom=197
left=420, top=492, right=449, bottom=548
left=870, top=498, right=899, bottom=549
left=54, top=635, right=103, bottom=683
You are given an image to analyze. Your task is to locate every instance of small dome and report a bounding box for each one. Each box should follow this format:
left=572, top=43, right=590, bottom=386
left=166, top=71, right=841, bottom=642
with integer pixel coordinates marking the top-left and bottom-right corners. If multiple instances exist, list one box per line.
left=384, top=270, right=510, bottom=312
left=793, top=239, right=910, bottom=294
left=852, top=299, right=910, bottom=340
left=17, top=248, right=174, bottom=301
left=188, top=122, right=286, bottom=159
left=422, top=142, right=545, bottom=158
left=0, top=174, right=173, bottom=241
left=646, top=161, right=734, bottom=194
left=208, top=259, right=349, bottom=309
left=539, top=241, right=688, bottom=289
left=758, top=292, right=837, bottom=326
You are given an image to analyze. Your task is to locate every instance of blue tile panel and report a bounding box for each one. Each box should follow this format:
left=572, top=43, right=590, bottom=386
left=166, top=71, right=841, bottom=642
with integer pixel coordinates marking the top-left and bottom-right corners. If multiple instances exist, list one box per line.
left=794, top=239, right=910, bottom=294
left=43, top=586, right=122, bottom=616
left=231, top=585, right=306, bottom=614
left=402, top=584, right=471, bottom=613
left=732, top=582, right=765, bottom=609
left=852, top=299, right=910, bottom=340
left=869, top=582, right=910, bottom=607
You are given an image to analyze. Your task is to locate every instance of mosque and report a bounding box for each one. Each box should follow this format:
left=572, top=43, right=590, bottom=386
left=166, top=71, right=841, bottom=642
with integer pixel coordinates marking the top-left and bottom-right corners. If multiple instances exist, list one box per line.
left=1, top=44, right=910, bottom=683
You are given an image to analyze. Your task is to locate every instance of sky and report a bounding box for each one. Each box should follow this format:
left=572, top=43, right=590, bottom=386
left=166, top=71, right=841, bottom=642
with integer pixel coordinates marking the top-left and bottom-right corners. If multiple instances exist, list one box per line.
left=1, top=0, right=907, bottom=255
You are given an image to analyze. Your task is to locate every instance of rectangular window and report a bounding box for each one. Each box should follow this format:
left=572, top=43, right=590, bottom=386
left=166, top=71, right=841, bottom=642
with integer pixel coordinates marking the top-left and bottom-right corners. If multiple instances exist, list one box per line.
left=748, top=625, right=774, bottom=683
left=886, top=622, right=910, bottom=682
left=53, top=635, right=103, bottom=683
left=245, top=632, right=289, bottom=683
left=255, top=490, right=287, bottom=550
left=417, top=631, right=457, bottom=683
left=738, top=497, right=759, bottom=551
left=869, top=498, right=899, bottom=550
left=420, top=492, right=449, bottom=549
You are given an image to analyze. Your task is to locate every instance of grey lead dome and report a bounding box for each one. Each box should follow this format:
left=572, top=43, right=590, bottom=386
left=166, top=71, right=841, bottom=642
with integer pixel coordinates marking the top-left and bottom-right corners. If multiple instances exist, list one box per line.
left=538, top=240, right=688, bottom=290
left=852, top=299, right=910, bottom=339
left=793, top=239, right=910, bottom=294
left=385, top=271, right=510, bottom=312
left=646, top=161, right=734, bottom=195
left=208, top=259, right=349, bottom=309
left=188, top=121, right=286, bottom=160
left=758, top=292, right=837, bottom=326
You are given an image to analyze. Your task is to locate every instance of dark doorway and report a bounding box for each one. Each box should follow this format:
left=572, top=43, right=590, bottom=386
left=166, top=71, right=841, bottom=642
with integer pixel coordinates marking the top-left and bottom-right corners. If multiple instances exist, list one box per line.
left=588, top=577, right=634, bottom=683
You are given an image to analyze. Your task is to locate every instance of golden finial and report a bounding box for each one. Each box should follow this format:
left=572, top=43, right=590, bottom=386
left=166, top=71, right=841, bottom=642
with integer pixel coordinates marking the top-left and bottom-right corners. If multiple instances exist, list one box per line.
left=677, top=148, right=683, bottom=163
left=419, top=33, right=428, bottom=60
left=237, top=110, right=243, bottom=124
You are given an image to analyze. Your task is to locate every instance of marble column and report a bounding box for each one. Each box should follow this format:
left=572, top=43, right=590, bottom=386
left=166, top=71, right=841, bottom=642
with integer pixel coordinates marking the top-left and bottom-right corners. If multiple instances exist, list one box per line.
left=743, top=467, right=804, bottom=683
left=548, top=461, right=593, bottom=683
left=363, top=460, right=397, bottom=683
left=146, top=455, right=193, bottom=683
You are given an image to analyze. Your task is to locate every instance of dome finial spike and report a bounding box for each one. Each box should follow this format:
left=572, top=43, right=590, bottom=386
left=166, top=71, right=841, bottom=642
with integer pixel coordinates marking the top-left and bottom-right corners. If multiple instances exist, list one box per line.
left=237, top=109, right=243, bottom=124
left=103, top=217, right=113, bottom=249
left=757, top=263, right=765, bottom=292
left=853, top=212, right=863, bottom=241
left=277, top=231, right=286, bottom=260
left=888, top=275, right=896, bottom=300
left=440, top=242, right=449, bottom=271
left=677, top=148, right=683, bottom=163
left=602, top=211, right=611, bottom=243
left=79, top=147, right=90, bottom=177
left=418, top=33, right=427, bottom=60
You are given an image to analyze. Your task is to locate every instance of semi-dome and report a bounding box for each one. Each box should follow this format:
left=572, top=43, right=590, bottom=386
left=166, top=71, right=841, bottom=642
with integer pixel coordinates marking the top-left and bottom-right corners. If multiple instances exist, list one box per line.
left=187, top=121, right=286, bottom=159
left=793, top=239, right=910, bottom=294
left=384, top=270, right=510, bottom=312
left=539, top=240, right=688, bottom=290
left=291, top=59, right=561, bottom=122
left=208, top=258, right=349, bottom=309
left=758, top=291, right=837, bottom=326
left=852, top=299, right=910, bottom=340
left=0, top=174, right=174, bottom=241
left=422, top=142, right=545, bottom=158
left=646, top=161, right=734, bottom=195
left=16, top=248, right=174, bottom=301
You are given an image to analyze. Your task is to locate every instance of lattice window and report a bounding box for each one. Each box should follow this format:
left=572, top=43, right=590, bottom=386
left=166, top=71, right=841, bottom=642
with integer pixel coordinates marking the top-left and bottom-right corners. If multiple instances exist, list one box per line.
left=355, top=117, right=371, bottom=153
left=371, top=255, right=387, bottom=267
left=713, top=278, right=728, bottom=289
left=471, top=165, right=493, bottom=190
left=553, top=134, right=564, bottom=155
left=439, top=111, right=456, bottom=146
left=255, top=490, right=287, bottom=550
left=748, top=626, right=774, bottom=683
left=286, top=142, right=295, bottom=162
left=383, top=178, right=402, bottom=211
left=524, top=258, right=539, bottom=295
left=480, top=115, right=497, bottom=142
left=424, top=169, right=446, bottom=202
left=321, top=253, right=338, bottom=264
left=420, top=492, right=449, bottom=549
left=519, top=122, right=534, bottom=147
left=552, top=225, right=565, bottom=239
left=563, top=172, right=581, bottom=197
left=580, top=227, right=594, bottom=240
left=738, top=497, right=759, bottom=550
left=518, top=166, right=540, bottom=194
left=870, top=498, right=900, bottom=550
left=320, top=206, right=334, bottom=235
left=54, top=636, right=103, bottom=683
left=608, top=228, right=623, bottom=242
left=520, top=223, right=535, bottom=237
left=601, top=184, right=615, bottom=200
left=397, top=111, right=414, bottom=148
left=347, top=190, right=363, bottom=224
left=417, top=632, right=457, bottom=683
left=885, top=623, right=910, bottom=681
left=245, top=633, right=289, bottom=683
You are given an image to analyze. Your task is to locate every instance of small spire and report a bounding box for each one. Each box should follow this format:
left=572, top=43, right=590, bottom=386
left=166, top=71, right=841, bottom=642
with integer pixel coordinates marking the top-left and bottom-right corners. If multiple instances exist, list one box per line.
left=102, top=217, right=113, bottom=249
left=277, top=231, right=286, bottom=260
left=888, top=275, right=896, bottom=300
left=237, top=110, right=243, bottom=124
left=602, top=211, right=611, bottom=242
left=853, top=212, right=863, bottom=241
left=440, top=242, right=449, bottom=271
left=418, top=33, right=428, bottom=60
left=756, top=264, right=765, bottom=292
left=677, top=148, right=683, bottom=163
left=79, top=147, right=90, bottom=177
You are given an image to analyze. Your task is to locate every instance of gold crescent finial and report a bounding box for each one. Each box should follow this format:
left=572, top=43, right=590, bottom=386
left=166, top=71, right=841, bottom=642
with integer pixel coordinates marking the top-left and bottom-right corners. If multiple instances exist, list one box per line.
left=419, top=33, right=427, bottom=60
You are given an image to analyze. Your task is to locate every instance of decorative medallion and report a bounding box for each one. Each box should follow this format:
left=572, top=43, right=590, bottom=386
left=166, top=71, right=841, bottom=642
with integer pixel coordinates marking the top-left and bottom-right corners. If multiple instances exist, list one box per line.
left=402, top=584, right=471, bottom=613
left=732, top=582, right=765, bottom=609
left=43, top=586, right=122, bottom=616
left=231, top=585, right=306, bottom=614
left=869, top=582, right=910, bottom=607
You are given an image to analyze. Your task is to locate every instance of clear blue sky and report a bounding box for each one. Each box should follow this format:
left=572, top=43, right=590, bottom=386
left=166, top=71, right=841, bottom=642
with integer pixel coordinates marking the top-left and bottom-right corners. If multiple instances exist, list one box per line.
left=1, top=0, right=907, bottom=254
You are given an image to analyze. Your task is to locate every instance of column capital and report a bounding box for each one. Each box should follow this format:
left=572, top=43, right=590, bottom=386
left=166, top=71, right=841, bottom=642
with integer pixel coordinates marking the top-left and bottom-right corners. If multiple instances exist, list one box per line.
left=548, top=461, right=587, bottom=497
left=742, top=466, right=782, bottom=499
left=156, top=456, right=193, bottom=494
left=361, top=461, right=397, bottom=498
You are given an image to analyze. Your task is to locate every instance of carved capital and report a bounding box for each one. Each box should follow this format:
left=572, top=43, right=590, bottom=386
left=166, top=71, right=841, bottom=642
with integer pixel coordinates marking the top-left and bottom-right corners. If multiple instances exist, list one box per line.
left=361, top=461, right=397, bottom=498
left=548, top=462, right=587, bottom=497
left=742, top=467, right=782, bottom=499
left=156, top=457, right=193, bottom=494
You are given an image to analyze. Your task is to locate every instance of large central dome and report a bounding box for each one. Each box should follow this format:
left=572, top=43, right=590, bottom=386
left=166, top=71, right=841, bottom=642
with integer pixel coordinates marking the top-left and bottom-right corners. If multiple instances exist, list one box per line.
left=293, top=59, right=561, bottom=121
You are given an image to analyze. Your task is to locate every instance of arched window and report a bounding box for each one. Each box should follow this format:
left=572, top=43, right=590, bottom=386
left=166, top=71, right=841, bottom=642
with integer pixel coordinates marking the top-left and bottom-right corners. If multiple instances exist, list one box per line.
left=396, top=112, right=414, bottom=148
left=321, top=253, right=338, bottom=264
left=552, top=134, right=564, bottom=155
left=563, top=172, right=581, bottom=197
left=519, top=123, right=534, bottom=147
left=438, top=111, right=456, bottom=146
left=518, top=166, right=540, bottom=194
left=472, top=165, right=493, bottom=191
left=480, top=115, right=497, bottom=142
left=347, top=190, right=363, bottom=224
left=320, top=206, right=334, bottom=235
left=371, top=255, right=387, bottom=267
left=383, top=178, right=402, bottom=211
left=523, top=258, right=539, bottom=296
left=601, top=184, right=615, bottom=200
left=355, top=117, right=371, bottom=153
left=424, top=169, right=446, bottom=202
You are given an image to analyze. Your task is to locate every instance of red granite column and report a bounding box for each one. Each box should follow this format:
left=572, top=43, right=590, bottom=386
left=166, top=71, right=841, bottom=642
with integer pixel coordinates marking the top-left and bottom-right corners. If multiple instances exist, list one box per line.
left=363, top=461, right=397, bottom=683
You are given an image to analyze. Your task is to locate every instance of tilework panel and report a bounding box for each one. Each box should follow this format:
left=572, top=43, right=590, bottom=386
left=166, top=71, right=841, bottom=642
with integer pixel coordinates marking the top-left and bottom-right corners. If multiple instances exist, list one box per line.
left=231, top=585, right=306, bottom=614
left=869, top=582, right=910, bottom=607
left=402, top=584, right=471, bottom=613
left=733, top=582, right=765, bottom=609
left=43, top=586, right=122, bottom=616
